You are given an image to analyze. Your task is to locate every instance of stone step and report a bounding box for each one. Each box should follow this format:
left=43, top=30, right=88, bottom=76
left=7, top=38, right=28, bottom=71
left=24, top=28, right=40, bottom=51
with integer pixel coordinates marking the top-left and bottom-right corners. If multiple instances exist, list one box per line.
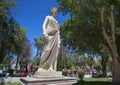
left=20, top=77, right=77, bottom=85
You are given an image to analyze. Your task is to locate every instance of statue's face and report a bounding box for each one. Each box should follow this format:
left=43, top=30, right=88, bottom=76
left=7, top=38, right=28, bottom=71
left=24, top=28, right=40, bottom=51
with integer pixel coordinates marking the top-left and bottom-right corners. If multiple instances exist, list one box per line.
left=50, top=8, right=58, bottom=17
left=52, top=11, right=58, bottom=17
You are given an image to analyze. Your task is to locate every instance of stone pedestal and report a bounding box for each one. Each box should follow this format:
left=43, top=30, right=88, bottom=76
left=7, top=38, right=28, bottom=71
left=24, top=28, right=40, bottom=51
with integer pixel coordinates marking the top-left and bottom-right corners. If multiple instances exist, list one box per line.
left=34, top=71, right=63, bottom=77
left=20, top=71, right=77, bottom=85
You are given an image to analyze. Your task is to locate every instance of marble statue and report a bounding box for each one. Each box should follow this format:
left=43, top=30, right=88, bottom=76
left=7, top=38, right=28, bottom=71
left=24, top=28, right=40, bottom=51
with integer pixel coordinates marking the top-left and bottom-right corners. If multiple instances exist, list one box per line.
left=37, top=7, right=61, bottom=72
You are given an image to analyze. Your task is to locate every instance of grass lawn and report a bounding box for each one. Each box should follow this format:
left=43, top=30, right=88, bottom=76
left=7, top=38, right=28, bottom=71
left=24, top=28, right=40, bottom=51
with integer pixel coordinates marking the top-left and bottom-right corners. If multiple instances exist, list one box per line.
left=3, top=83, right=22, bottom=85
left=73, top=77, right=112, bottom=85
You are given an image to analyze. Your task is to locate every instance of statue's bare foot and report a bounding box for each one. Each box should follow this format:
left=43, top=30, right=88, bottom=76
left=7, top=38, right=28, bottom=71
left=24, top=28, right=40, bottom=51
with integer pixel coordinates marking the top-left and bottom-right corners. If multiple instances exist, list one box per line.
left=48, top=68, right=55, bottom=72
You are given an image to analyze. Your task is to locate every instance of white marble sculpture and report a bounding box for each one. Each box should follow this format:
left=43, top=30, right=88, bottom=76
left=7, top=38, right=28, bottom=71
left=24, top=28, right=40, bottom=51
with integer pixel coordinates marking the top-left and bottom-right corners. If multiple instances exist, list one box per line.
left=37, top=7, right=61, bottom=72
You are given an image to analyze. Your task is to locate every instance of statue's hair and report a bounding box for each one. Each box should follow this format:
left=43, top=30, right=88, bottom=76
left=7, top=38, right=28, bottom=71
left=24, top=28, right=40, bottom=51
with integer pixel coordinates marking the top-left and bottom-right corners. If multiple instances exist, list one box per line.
left=50, top=7, right=58, bottom=15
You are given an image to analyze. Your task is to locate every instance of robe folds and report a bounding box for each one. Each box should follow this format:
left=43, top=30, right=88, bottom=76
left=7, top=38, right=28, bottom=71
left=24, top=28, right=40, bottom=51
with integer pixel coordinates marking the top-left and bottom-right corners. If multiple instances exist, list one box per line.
left=38, top=15, right=61, bottom=71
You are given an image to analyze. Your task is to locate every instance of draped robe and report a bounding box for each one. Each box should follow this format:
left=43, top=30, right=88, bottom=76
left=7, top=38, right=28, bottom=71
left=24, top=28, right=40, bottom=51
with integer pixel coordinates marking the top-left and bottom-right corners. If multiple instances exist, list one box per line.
left=37, top=16, right=61, bottom=71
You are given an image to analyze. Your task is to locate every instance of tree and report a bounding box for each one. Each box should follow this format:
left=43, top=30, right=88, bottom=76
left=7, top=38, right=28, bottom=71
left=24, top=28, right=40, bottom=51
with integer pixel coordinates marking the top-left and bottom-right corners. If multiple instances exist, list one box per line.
left=0, top=0, right=28, bottom=73
left=7, top=20, right=28, bottom=72
left=0, top=0, right=16, bottom=63
left=19, top=40, right=32, bottom=71
left=58, top=0, right=120, bottom=82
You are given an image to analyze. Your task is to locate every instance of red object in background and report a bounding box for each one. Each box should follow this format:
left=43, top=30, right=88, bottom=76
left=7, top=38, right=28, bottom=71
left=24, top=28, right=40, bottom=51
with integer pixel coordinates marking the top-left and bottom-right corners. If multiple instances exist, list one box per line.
left=21, top=72, right=25, bottom=77
left=67, top=69, right=74, bottom=73
left=77, top=68, right=84, bottom=72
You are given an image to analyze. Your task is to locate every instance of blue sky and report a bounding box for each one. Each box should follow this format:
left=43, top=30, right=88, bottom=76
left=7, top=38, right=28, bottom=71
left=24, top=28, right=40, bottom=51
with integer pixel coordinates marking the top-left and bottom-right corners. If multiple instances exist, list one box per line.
left=13, top=0, right=70, bottom=56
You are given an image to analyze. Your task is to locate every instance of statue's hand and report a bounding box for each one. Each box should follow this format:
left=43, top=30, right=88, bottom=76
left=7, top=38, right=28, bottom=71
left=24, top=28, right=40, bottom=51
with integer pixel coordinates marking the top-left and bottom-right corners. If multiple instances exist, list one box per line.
left=46, top=36, right=49, bottom=43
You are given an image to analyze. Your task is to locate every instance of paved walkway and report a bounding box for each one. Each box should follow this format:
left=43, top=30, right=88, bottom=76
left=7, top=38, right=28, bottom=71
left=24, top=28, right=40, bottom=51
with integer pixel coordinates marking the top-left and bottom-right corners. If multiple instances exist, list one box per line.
left=0, top=77, right=22, bottom=84
left=5, top=77, right=21, bottom=83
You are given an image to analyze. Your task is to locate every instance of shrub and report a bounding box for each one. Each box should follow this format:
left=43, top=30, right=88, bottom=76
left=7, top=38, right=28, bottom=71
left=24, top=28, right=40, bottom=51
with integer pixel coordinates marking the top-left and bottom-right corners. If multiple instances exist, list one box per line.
left=77, top=68, right=85, bottom=80
left=62, top=69, right=67, bottom=76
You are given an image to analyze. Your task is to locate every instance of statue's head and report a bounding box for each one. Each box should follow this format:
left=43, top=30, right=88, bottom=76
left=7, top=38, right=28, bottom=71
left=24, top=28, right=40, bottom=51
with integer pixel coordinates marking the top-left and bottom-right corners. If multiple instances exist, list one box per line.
left=50, top=7, right=58, bottom=17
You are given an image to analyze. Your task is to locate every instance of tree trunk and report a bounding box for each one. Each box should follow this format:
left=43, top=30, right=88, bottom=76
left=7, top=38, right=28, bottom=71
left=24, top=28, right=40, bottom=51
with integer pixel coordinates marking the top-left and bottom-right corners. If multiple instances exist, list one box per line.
left=112, top=56, right=120, bottom=82
left=110, top=10, right=120, bottom=82
left=100, top=8, right=120, bottom=82
left=0, top=43, right=6, bottom=64
left=101, top=55, right=107, bottom=77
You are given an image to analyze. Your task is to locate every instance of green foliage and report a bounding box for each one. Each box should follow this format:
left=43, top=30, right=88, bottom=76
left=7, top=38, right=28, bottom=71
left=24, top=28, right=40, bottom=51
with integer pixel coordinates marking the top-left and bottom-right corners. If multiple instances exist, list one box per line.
left=66, top=57, right=73, bottom=69
left=33, top=57, right=40, bottom=66
left=58, top=0, right=120, bottom=55
left=78, top=71, right=85, bottom=80
left=4, top=83, right=22, bottom=85
left=74, top=78, right=112, bottom=85
left=93, top=64, right=102, bottom=72
left=34, top=35, right=47, bottom=60
left=62, top=69, right=67, bottom=76
left=58, top=0, right=103, bottom=52
left=0, top=0, right=16, bottom=20
left=0, top=0, right=28, bottom=64
left=34, top=35, right=47, bottom=50
left=57, top=57, right=73, bottom=71
left=11, top=73, right=21, bottom=77
left=57, top=57, right=65, bottom=71
left=58, top=1, right=120, bottom=81
left=77, top=68, right=85, bottom=80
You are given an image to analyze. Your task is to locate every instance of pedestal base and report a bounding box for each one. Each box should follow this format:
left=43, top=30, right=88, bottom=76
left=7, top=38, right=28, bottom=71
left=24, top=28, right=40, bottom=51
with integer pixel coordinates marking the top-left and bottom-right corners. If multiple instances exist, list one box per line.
left=20, top=71, right=77, bottom=85
left=20, top=77, right=77, bottom=85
